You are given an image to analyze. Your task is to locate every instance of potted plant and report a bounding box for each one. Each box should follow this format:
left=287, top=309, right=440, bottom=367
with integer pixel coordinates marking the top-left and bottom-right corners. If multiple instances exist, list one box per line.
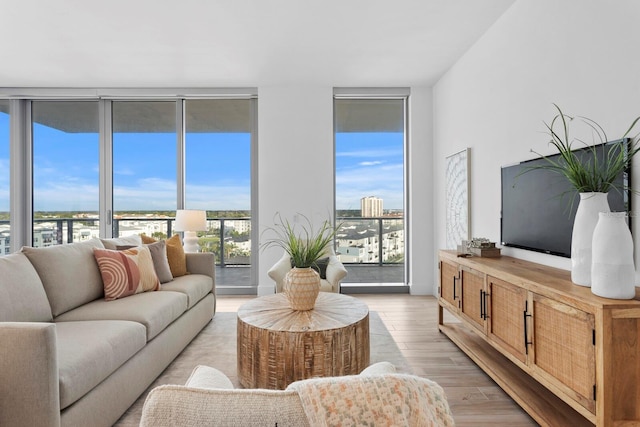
left=527, top=104, right=640, bottom=290
left=261, top=213, right=339, bottom=310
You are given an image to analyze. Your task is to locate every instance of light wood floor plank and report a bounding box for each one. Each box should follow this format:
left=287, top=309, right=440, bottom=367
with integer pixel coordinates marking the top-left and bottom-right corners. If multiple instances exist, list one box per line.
left=218, top=293, right=537, bottom=426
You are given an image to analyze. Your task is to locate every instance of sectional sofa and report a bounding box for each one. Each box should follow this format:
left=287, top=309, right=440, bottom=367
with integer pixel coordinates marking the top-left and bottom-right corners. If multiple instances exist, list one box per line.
left=0, top=236, right=216, bottom=427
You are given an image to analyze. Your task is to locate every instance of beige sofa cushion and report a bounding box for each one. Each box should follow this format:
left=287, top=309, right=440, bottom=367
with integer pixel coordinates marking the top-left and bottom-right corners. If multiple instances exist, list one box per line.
left=0, top=253, right=53, bottom=322
left=142, top=234, right=188, bottom=277
left=56, top=320, right=147, bottom=409
left=54, top=291, right=188, bottom=340
left=160, top=274, right=212, bottom=309
left=100, top=234, right=143, bottom=250
left=21, top=239, right=105, bottom=317
left=146, top=240, right=174, bottom=284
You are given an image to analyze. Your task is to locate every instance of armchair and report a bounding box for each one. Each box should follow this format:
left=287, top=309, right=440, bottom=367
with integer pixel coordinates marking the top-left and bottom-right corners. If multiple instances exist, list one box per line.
left=268, top=250, right=347, bottom=293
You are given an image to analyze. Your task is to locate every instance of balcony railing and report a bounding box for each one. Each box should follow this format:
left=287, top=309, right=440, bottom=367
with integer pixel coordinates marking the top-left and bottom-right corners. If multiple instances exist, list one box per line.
left=1, top=215, right=405, bottom=268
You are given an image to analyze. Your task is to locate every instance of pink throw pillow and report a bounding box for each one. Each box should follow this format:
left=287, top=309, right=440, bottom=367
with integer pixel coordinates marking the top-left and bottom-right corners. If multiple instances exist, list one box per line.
left=93, top=246, right=160, bottom=301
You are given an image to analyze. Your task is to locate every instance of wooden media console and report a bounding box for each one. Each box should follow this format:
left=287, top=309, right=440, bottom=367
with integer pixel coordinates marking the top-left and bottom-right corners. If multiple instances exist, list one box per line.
left=438, top=250, right=640, bottom=426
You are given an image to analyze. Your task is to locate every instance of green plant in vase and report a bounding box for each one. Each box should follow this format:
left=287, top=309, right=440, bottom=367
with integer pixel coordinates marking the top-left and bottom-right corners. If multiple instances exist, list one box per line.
left=261, top=213, right=339, bottom=310
left=529, top=104, right=640, bottom=194
left=526, top=104, right=640, bottom=289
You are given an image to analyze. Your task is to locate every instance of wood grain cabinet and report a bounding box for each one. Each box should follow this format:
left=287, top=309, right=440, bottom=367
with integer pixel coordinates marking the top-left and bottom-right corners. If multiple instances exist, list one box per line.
left=439, top=258, right=460, bottom=311
left=438, top=250, right=640, bottom=427
left=460, top=267, right=485, bottom=332
left=487, top=275, right=529, bottom=365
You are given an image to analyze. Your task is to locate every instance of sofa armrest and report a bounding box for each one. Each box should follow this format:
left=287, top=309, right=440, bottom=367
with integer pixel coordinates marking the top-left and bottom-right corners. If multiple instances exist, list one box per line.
left=185, top=365, right=234, bottom=389
left=0, top=322, right=60, bottom=427
left=324, top=256, right=347, bottom=291
left=140, top=385, right=308, bottom=427
left=186, top=253, right=216, bottom=285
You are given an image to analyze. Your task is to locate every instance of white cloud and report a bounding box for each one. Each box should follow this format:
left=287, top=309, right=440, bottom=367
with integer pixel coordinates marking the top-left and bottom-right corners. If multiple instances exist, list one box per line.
left=359, top=160, right=384, bottom=166
left=336, top=162, right=404, bottom=209
left=336, top=148, right=402, bottom=158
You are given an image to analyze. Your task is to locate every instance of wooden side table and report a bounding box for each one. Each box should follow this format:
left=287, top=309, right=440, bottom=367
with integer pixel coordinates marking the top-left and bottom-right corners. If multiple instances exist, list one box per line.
left=237, top=292, right=370, bottom=389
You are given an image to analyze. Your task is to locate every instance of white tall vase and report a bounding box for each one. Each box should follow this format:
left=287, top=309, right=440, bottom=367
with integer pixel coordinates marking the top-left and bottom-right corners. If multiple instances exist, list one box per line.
left=571, top=192, right=610, bottom=286
left=591, top=212, right=636, bottom=299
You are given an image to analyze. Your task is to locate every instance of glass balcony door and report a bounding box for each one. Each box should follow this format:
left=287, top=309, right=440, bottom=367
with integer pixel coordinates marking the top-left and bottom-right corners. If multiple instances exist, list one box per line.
left=32, top=101, right=100, bottom=246
left=112, top=101, right=177, bottom=239
left=334, top=94, right=407, bottom=286
left=0, top=100, right=9, bottom=254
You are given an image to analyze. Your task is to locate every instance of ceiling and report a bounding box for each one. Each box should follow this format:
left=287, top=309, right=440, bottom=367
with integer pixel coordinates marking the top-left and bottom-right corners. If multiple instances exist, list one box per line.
left=0, top=0, right=515, bottom=88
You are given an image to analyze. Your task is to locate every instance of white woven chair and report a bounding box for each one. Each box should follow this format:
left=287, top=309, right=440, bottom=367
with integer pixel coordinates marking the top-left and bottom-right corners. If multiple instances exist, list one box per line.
left=267, top=249, right=347, bottom=293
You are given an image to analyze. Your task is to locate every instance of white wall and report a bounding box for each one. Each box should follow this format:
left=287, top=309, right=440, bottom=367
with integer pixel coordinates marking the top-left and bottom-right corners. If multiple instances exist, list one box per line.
left=409, top=87, right=434, bottom=295
left=257, top=86, right=335, bottom=295
left=433, top=0, right=640, bottom=293
left=257, top=85, right=435, bottom=295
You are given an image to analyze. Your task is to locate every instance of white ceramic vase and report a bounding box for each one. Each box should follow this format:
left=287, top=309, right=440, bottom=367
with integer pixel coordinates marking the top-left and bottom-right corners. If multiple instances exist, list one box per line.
left=571, top=192, right=610, bottom=286
left=591, top=212, right=636, bottom=299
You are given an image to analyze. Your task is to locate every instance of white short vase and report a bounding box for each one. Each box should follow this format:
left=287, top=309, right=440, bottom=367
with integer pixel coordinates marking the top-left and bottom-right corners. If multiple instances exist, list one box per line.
left=591, top=212, right=636, bottom=299
left=571, top=192, right=610, bottom=286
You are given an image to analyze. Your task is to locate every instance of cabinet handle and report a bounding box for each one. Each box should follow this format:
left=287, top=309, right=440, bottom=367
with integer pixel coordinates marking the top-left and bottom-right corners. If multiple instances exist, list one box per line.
left=523, top=300, right=533, bottom=354
left=484, top=292, right=489, bottom=320
left=480, top=290, right=488, bottom=320
left=453, top=276, right=458, bottom=300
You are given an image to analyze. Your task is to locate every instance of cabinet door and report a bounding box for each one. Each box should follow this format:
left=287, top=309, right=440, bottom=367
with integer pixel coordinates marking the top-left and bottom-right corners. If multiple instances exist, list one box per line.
left=439, top=260, right=460, bottom=311
left=460, top=267, right=486, bottom=333
left=531, top=294, right=596, bottom=414
left=487, top=275, right=528, bottom=364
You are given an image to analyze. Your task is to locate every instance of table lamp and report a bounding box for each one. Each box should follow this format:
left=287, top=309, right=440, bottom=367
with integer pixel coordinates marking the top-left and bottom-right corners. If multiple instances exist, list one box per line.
left=174, top=209, right=207, bottom=253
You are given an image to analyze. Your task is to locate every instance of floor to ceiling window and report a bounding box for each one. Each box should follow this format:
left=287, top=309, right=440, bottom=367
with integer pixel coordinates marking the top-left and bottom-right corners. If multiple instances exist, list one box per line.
left=184, top=99, right=253, bottom=283
left=334, top=92, right=408, bottom=287
left=0, top=100, right=9, bottom=254
left=32, top=101, right=100, bottom=247
left=2, top=90, right=258, bottom=292
left=112, top=101, right=177, bottom=238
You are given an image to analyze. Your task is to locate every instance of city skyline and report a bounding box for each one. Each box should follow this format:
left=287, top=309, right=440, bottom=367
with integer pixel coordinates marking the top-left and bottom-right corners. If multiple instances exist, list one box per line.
left=0, top=112, right=404, bottom=212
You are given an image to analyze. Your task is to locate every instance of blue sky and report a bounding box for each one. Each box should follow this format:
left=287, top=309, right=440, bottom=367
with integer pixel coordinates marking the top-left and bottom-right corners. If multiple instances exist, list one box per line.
left=0, top=113, right=404, bottom=212
left=335, top=132, right=404, bottom=210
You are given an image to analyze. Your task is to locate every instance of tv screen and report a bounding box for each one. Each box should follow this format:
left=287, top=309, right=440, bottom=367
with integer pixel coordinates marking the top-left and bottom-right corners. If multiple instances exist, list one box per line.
left=500, top=139, right=631, bottom=257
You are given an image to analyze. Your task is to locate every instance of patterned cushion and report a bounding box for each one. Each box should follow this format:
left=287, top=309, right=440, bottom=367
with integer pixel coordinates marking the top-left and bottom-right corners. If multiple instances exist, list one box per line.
left=93, top=246, right=160, bottom=301
left=141, top=234, right=187, bottom=277
left=288, top=374, right=455, bottom=427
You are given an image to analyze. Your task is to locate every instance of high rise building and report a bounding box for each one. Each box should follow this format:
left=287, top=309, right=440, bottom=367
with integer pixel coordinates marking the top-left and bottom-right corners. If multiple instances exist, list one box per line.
left=361, top=196, right=383, bottom=217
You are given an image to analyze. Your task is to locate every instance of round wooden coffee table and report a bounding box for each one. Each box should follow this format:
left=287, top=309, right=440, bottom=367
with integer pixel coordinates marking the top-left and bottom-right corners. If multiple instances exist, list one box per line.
left=237, top=292, right=370, bottom=389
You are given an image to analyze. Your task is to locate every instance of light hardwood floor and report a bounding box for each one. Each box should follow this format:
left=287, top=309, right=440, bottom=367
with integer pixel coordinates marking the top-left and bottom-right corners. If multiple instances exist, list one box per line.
left=218, top=294, right=538, bottom=427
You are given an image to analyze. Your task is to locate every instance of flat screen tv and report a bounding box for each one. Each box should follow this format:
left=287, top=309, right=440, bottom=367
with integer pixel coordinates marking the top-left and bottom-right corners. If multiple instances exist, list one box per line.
left=501, top=139, right=631, bottom=257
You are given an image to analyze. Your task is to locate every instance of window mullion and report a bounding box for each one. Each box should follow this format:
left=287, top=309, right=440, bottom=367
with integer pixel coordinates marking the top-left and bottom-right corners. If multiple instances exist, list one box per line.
left=99, top=99, right=113, bottom=238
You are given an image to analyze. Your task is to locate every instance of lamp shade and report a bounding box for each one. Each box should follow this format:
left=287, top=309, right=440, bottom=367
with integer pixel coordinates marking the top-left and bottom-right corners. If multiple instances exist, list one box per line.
left=174, top=210, right=207, bottom=232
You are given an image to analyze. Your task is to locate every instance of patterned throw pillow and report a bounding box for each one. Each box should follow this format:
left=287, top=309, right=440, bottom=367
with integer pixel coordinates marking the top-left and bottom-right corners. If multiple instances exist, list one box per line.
left=141, top=234, right=188, bottom=277
left=93, top=246, right=160, bottom=301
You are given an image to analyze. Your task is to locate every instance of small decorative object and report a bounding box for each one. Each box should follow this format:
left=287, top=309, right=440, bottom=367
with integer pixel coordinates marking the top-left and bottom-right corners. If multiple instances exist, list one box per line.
left=174, top=209, right=207, bottom=253
left=591, top=212, right=636, bottom=299
left=526, top=104, right=640, bottom=286
left=261, top=213, right=338, bottom=311
left=466, top=237, right=501, bottom=257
